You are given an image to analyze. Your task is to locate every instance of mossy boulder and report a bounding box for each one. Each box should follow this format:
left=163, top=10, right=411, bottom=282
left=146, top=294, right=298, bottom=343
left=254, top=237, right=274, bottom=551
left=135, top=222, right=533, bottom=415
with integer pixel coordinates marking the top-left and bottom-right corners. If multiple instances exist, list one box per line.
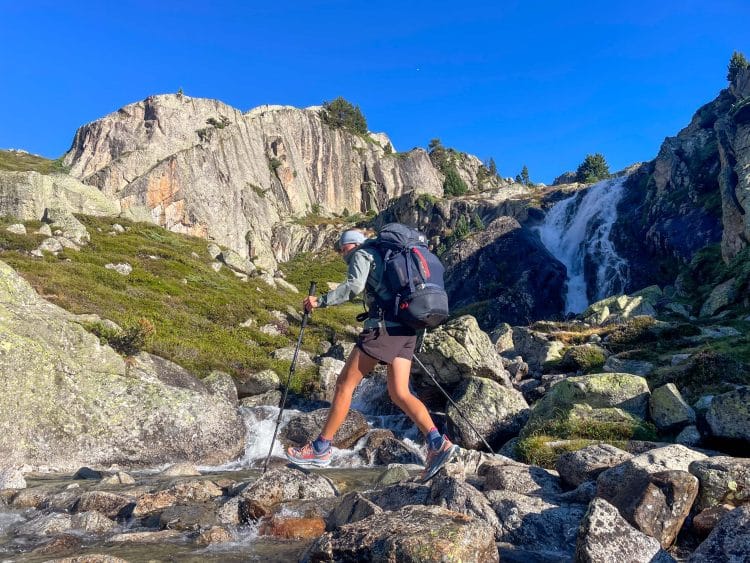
left=705, top=387, right=750, bottom=444
left=0, top=260, right=245, bottom=470
left=649, top=383, right=695, bottom=431
left=559, top=344, right=608, bottom=373
left=527, top=372, right=651, bottom=426
left=581, top=288, right=660, bottom=325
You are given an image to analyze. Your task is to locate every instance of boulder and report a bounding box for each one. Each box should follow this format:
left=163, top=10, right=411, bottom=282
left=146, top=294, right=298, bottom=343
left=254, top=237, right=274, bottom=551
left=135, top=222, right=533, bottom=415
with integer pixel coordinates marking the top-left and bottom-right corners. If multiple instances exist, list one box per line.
left=527, top=373, right=651, bottom=426
left=0, top=466, right=26, bottom=490
left=693, top=504, right=735, bottom=536
left=236, top=369, right=280, bottom=397
left=688, top=505, right=750, bottom=562
left=202, top=370, right=238, bottom=406
left=699, top=278, right=737, bottom=317
left=6, top=223, right=26, bottom=235
left=160, top=463, right=201, bottom=477
left=429, top=474, right=500, bottom=534
left=558, top=344, right=608, bottom=373
left=326, top=491, right=382, bottom=529
left=649, top=383, right=695, bottom=431
left=603, top=356, right=655, bottom=376
left=705, top=386, right=750, bottom=444
left=271, top=347, right=314, bottom=370
left=17, top=513, right=72, bottom=536
left=71, top=511, right=117, bottom=534
left=486, top=489, right=586, bottom=558
left=447, top=376, right=529, bottom=450
left=556, top=443, right=633, bottom=488
left=675, top=425, right=702, bottom=447
left=575, top=498, right=666, bottom=563
left=689, top=456, right=750, bottom=510
left=0, top=261, right=245, bottom=470
left=133, top=480, right=223, bottom=517
left=511, top=327, right=565, bottom=374
left=581, top=291, right=659, bottom=325
left=239, top=390, right=282, bottom=408
left=196, top=525, right=234, bottom=546
left=483, top=461, right=563, bottom=498
left=365, top=482, right=431, bottom=512
left=260, top=515, right=326, bottom=539
left=282, top=408, right=368, bottom=449
left=76, top=491, right=134, bottom=519
left=357, top=430, right=422, bottom=466
left=158, top=504, right=217, bottom=531
left=303, top=505, right=499, bottom=563
left=238, top=467, right=338, bottom=520
left=315, top=357, right=345, bottom=402
left=415, top=315, right=511, bottom=386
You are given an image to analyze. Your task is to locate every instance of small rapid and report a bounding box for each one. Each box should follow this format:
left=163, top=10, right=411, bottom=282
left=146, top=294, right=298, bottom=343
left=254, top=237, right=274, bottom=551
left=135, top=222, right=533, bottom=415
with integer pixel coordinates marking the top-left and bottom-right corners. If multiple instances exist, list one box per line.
left=536, top=177, right=630, bottom=313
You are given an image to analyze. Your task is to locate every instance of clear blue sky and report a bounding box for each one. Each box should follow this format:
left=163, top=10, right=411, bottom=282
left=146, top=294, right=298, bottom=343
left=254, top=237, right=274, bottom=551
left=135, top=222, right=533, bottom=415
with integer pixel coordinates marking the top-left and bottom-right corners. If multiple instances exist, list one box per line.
left=1, top=0, right=748, bottom=184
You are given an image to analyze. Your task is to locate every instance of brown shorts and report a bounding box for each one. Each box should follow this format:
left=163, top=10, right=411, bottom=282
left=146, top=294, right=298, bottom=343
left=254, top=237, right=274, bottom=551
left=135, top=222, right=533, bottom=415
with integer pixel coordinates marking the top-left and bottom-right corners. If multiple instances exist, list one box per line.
left=356, top=325, right=417, bottom=364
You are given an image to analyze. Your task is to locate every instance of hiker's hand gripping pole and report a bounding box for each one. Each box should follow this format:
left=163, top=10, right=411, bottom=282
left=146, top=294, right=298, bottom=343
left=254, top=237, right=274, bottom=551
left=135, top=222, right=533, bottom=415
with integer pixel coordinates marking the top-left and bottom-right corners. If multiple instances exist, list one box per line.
left=262, top=281, right=316, bottom=474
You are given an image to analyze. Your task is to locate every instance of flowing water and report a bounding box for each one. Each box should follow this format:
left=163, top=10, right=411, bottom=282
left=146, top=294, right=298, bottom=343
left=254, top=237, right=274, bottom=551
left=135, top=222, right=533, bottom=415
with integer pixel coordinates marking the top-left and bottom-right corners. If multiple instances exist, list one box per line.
left=536, top=177, right=630, bottom=313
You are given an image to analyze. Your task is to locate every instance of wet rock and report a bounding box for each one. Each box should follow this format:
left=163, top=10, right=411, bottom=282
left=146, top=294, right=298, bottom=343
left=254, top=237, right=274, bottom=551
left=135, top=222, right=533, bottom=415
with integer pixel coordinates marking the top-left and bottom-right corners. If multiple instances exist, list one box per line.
left=0, top=466, right=26, bottom=489
left=693, top=504, right=735, bottom=536
left=487, top=489, right=586, bottom=557
left=110, top=530, right=183, bottom=543
left=99, top=471, right=136, bottom=485
left=45, top=554, right=128, bottom=563
left=71, top=510, right=117, bottom=534
left=374, top=465, right=411, bottom=487
left=240, top=390, right=282, bottom=408
left=261, top=515, right=326, bottom=539
left=357, top=429, right=422, bottom=466
left=483, top=461, right=562, bottom=497
left=556, top=443, right=633, bottom=488
left=416, top=315, right=512, bottom=386
left=687, top=505, right=750, bottom=562
left=76, top=491, right=134, bottom=519
left=303, top=504, right=499, bottom=563
left=160, top=463, right=201, bottom=477
left=19, top=512, right=72, bottom=536
left=282, top=408, right=369, bottom=449
left=73, top=467, right=103, bottom=480
left=48, top=489, right=82, bottom=512
left=159, top=503, right=217, bottom=531
left=30, top=534, right=82, bottom=556
left=216, top=496, right=241, bottom=525
left=196, top=525, right=233, bottom=546
left=132, top=480, right=223, bottom=517
left=575, top=497, right=666, bottom=563
left=705, top=386, right=750, bottom=444
left=326, top=491, right=382, bottom=529
left=238, top=467, right=338, bottom=520
left=429, top=474, right=500, bottom=533
left=689, top=456, right=750, bottom=510
left=11, top=486, right=56, bottom=509
left=649, top=383, right=695, bottom=431
left=447, top=376, right=529, bottom=450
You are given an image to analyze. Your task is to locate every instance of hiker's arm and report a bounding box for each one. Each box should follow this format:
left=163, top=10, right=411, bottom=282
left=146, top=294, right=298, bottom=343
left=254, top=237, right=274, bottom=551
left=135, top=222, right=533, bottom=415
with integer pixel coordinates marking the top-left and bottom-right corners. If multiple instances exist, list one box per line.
left=318, top=251, right=371, bottom=308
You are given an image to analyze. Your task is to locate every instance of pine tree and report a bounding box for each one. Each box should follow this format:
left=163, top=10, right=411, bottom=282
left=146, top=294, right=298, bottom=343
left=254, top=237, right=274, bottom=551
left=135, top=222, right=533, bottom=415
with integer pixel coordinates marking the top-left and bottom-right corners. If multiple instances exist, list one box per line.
left=727, top=51, right=749, bottom=82
left=575, top=153, right=611, bottom=183
left=488, top=157, right=498, bottom=177
left=443, top=165, right=468, bottom=196
left=516, top=165, right=530, bottom=186
left=321, top=97, right=368, bottom=134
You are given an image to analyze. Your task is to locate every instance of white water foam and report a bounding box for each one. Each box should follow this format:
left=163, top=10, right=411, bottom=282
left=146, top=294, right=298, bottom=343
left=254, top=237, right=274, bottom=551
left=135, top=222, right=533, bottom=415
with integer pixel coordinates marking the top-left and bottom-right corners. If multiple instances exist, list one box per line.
left=537, top=177, right=629, bottom=313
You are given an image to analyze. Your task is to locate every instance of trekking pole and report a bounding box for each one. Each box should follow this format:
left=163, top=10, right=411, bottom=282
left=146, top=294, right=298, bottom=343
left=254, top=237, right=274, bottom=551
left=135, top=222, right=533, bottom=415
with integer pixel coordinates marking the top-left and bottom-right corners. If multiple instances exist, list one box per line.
left=262, top=281, right=317, bottom=474
left=412, top=353, right=495, bottom=453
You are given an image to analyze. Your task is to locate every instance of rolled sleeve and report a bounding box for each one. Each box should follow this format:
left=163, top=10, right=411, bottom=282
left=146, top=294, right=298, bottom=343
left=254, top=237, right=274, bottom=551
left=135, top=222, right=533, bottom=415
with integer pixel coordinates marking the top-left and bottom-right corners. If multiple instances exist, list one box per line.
left=319, top=250, right=372, bottom=307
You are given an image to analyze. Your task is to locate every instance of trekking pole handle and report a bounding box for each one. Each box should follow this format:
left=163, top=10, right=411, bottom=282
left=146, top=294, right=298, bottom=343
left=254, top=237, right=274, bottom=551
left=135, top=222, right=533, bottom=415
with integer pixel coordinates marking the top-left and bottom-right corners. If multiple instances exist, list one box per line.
left=302, top=281, right=316, bottom=327
left=308, top=281, right=317, bottom=297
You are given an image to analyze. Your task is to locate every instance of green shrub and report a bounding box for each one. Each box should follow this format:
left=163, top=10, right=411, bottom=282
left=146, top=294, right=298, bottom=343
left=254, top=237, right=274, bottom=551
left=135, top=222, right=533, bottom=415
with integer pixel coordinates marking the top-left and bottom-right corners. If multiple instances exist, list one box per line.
left=443, top=165, right=468, bottom=196
left=559, top=344, right=607, bottom=373
left=321, top=97, right=368, bottom=135
left=89, top=318, right=155, bottom=356
left=604, top=316, right=658, bottom=352
left=727, top=51, right=749, bottom=82
left=575, top=153, right=610, bottom=183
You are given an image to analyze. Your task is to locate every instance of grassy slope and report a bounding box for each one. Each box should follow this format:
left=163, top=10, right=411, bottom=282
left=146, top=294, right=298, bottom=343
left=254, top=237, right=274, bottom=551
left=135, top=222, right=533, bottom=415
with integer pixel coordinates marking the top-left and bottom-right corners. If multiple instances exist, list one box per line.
left=0, top=214, right=361, bottom=393
left=0, top=149, right=68, bottom=174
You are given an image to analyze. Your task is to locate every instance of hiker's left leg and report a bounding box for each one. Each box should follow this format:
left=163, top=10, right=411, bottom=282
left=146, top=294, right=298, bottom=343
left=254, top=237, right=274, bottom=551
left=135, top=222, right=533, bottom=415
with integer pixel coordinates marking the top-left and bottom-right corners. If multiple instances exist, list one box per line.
left=386, top=357, right=434, bottom=435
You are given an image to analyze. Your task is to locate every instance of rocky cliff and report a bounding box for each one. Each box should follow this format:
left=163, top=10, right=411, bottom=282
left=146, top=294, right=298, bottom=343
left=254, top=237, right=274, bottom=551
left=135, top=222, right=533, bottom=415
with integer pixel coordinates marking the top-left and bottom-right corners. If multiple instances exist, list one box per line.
left=613, top=67, right=750, bottom=290
left=62, top=95, right=444, bottom=270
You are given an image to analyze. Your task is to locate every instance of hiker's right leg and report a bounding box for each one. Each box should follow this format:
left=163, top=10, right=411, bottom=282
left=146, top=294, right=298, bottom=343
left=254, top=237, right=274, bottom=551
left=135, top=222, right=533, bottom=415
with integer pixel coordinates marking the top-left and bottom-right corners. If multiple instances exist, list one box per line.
left=319, top=346, right=379, bottom=440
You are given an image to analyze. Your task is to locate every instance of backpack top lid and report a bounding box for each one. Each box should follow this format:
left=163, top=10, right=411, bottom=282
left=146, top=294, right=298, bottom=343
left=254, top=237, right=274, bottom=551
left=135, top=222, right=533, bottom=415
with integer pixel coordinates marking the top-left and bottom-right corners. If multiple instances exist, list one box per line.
left=377, top=223, right=427, bottom=250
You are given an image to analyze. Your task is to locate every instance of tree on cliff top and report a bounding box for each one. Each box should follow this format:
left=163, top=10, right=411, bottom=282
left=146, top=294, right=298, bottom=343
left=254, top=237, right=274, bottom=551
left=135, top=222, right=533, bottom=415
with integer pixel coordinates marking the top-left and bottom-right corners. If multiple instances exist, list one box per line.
left=727, top=51, right=749, bottom=82
left=321, top=97, right=368, bottom=135
left=575, top=153, right=611, bottom=183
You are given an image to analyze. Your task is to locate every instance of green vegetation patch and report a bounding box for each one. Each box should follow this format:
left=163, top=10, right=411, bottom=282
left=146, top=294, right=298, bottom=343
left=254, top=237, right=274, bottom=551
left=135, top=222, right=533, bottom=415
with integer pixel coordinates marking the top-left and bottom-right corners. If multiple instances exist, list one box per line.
left=0, top=215, right=363, bottom=394
left=0, top=150, right=68, bottom=174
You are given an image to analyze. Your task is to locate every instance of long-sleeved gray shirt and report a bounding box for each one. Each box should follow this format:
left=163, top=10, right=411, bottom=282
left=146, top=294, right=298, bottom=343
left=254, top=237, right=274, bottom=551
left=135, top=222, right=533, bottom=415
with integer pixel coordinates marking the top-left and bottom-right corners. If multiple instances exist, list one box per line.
left=317, top=244, right=401, bottom=329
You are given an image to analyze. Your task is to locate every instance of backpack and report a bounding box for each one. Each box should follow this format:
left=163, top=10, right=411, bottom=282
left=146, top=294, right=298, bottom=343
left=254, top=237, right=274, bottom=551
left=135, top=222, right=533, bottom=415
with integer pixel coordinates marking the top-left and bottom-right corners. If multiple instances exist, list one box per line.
left=370, top=223, right=449, bottom=329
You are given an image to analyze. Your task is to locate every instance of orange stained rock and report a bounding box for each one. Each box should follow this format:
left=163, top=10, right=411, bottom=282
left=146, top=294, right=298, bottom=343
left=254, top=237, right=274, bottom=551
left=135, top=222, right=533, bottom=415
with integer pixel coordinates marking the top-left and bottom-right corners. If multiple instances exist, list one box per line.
left=260, top=516, right=326, bottom=539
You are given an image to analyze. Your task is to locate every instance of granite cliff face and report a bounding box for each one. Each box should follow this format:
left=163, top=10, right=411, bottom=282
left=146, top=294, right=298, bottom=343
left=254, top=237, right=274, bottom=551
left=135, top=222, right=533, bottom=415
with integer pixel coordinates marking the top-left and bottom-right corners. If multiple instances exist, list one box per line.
left=612, top=68, right=750, bottom=290
left=63, top=95, right=443, bottom=270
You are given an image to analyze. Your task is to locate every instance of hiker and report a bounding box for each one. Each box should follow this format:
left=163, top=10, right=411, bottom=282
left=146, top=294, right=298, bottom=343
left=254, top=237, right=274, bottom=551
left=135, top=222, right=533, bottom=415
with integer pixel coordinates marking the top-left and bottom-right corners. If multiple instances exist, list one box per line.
left=285, top=228, right=458, bottom=480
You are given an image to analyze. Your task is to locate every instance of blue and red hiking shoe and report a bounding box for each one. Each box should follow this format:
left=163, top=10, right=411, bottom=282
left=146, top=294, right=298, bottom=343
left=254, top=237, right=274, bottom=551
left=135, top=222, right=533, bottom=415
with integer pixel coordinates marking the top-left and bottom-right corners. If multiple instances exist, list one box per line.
left=286, top=442, right=332, bottom=467
left=420, top=436, right=460, bottom=482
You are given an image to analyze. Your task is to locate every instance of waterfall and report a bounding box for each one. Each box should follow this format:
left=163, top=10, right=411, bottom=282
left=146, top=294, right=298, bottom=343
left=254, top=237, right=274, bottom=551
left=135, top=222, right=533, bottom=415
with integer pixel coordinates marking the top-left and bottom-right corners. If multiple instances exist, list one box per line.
left=536, top=177, right=629, bottom=314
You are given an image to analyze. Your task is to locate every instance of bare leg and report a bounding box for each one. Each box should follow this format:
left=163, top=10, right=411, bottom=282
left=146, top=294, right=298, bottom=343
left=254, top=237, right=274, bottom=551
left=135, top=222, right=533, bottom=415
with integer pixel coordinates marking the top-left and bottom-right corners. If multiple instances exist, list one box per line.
left=386, top=357, right=435, bottom=435
left=319, top=347, right=379, bottom=440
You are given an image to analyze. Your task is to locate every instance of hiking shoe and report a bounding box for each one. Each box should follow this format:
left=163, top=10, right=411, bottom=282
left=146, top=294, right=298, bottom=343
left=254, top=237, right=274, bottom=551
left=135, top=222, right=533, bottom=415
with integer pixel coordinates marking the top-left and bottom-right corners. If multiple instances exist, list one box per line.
left=285, top=443, right=332, bottom=467
left=419, top=436, right=459, bottom=483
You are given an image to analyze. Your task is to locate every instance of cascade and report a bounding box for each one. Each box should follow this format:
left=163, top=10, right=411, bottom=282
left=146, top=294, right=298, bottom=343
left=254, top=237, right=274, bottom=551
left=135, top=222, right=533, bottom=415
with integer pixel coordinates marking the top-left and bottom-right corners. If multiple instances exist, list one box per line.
left=536, top=177, right=629, bottom=313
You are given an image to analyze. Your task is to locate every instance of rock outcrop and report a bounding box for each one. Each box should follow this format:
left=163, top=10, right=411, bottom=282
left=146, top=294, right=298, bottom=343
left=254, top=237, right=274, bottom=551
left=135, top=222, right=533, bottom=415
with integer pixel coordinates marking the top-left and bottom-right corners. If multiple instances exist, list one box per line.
left=62, top=95, right=444, bottom=270
left=0, top=260, right=244, bottom=470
